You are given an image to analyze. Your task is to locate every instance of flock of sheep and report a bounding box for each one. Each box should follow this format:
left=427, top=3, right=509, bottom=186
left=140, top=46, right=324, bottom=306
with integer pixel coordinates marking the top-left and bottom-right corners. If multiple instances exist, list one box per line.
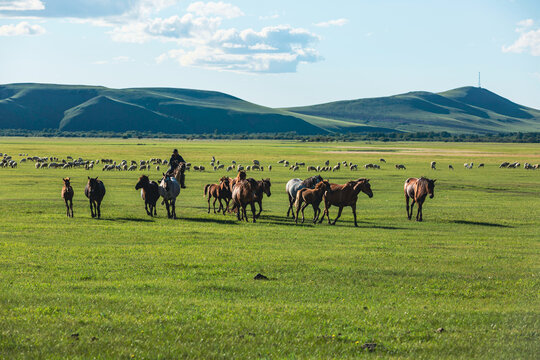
left=2, top=151, right=539, bottom=173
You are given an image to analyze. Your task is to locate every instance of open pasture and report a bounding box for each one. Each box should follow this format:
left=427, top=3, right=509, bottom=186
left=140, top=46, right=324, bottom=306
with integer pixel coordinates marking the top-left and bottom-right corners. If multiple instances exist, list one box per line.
left=0, top=138, right=538, bottom=359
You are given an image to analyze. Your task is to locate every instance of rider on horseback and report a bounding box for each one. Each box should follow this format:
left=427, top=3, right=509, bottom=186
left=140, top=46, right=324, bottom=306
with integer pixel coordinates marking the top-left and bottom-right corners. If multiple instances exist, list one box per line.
left=168, top=149, right=186, bottom=188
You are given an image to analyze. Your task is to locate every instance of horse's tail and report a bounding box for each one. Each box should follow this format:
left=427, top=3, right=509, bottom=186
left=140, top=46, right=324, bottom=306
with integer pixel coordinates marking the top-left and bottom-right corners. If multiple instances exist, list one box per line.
left=204, top=184, right=210, bottom=197
left=295, top=188, right=306, bottom=209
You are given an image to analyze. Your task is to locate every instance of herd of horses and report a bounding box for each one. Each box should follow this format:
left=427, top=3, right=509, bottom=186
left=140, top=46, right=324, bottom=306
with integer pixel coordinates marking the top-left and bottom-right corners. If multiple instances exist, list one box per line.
left=60, top=163, right=436, bottom=225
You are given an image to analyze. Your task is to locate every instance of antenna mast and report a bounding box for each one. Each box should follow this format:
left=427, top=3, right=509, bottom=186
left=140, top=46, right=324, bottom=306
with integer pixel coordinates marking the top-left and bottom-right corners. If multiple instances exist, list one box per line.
left=478, top=72, right=481, bottom=88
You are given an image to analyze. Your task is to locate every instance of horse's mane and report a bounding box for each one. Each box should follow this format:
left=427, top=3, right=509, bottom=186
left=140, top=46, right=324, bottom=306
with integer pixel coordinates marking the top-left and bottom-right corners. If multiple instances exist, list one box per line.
left=302, top=175, right=322, bottom=187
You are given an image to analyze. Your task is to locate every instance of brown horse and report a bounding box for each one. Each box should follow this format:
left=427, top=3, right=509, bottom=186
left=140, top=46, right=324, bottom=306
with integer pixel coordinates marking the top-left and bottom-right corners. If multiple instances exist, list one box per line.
left=61, top=177, right=74, bottom=217
left=204, top=176, right=232, bottom=214
left=404, top=177, right=435, bottom=221
left=169, top=162, right=186, bottom=188
left=251, top=178, right=271, bottom=218
left=85, top=177, right=106, bottom=218
left=135, top=175, right=160, bottom=217
left=319, top=178, right=373, bottom=227
left=231, top=178, right=257, bottom=223
left=294, top=180, right=330, bottom=223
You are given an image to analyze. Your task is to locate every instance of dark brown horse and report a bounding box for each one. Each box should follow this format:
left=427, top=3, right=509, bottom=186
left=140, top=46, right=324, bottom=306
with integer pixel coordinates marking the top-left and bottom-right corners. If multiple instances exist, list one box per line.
left=404, top=177, right=435, bottom=221
left=61, top=177, right=74, bottom=217
left=85, top=177, right=106, bottom=218
left=204, top=176, right=232, bottom=214
left=294, top=180, right=330, bottom=223
left=251, top=178, right=271, bottom=218
left=231, top=178, right=257, bottom=223
left=135, top=175, right=160, bottom=216
left=319, top=178, right=373, bottom=227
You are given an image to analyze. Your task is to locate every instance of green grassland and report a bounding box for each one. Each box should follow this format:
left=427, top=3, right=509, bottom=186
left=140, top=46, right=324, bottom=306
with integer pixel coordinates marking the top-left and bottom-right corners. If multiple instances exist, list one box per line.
left=0, top=138, right=538, bottom=359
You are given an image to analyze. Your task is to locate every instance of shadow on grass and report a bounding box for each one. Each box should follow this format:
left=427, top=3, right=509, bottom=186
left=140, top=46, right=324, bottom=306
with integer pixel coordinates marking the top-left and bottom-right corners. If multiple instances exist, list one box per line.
left=100, top=217, right=155, bottom=223
left=180, top=216, right=238, bottom=225
left=451, top=220, right=513, bottom=228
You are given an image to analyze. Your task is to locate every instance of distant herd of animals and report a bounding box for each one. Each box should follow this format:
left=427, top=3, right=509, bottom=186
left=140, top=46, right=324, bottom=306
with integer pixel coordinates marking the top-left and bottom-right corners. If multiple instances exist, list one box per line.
left=2, top=152, right=539, bottom=225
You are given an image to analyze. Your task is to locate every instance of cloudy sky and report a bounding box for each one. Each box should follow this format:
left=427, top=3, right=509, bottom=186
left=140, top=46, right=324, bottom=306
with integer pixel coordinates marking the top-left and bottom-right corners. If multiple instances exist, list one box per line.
left=1, top=0, right=539, bottom=108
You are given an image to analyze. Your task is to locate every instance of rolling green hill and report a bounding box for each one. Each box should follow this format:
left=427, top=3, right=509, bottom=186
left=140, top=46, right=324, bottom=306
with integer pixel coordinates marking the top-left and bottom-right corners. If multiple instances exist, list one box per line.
left=0, top=83, right=538, bottom=134
left=285, top=86, right=540, bottom=134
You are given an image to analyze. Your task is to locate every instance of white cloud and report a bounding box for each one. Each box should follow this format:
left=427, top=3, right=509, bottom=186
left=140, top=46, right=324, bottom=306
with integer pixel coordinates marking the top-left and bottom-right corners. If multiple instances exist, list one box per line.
left=0, top=0, right=44, bottom=11
left=157, top=25, right=321, bottom=73
left=259, top=14, right=279, bottom=21
left=186, top=1, right=243, bottom=19
left=0, top=20, right=44, bottom=35
left=517, top=19, right=533, bottom=28
left=503, top=27, right=540, bottom=56
left=93, top=55, right=133, bottom=65
left=314, top=18, right=348, bottom=27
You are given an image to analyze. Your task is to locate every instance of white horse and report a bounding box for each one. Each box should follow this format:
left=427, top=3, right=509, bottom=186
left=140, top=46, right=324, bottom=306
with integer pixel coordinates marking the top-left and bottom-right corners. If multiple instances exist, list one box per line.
left=159, top=174, right=180, bottom=219
left=285, top=175, right=323, bottom=219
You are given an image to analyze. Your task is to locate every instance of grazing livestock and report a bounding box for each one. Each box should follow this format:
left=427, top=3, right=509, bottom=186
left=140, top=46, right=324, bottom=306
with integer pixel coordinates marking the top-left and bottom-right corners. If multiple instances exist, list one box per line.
left=319, top=179, right=373, bottom=227
left=431, top=161, right=436, bottom=170
left=61, top=177, right=74, bottom=217
left=449, top=165, right=454, bottom=170
left=395, top=164, right=406, bottom=170
left=404, top=177, right=435, bottom=222
left=285, top=175, right=324, bottom=219
left=499, top=162, right=510, bottom=168
left=380, top=158, right=386, bottom=163
left=231, top=177, right=257, bottom=223
left=135, top=175, right=160, bottom=217
left=85, top=177, right=106, bottom=218
left=159, top=174, right=180, bottom=219
left=478, top=163, right=484, bottom=168
left=294, top=180, right=331, bottom=223
left=250, top=178, right=271, bottom=218
left=204, top=176, right=232, bottom=214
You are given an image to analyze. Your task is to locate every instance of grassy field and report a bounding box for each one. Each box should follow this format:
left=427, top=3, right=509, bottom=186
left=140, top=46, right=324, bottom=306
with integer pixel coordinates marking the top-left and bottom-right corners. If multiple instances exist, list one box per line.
left=0, top=138, right=538, bottom=359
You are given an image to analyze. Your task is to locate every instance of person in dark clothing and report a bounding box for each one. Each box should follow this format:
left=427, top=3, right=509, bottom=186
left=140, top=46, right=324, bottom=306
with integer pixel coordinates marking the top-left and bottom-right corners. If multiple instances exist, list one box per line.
left=169, top=149, right=186, bottom=188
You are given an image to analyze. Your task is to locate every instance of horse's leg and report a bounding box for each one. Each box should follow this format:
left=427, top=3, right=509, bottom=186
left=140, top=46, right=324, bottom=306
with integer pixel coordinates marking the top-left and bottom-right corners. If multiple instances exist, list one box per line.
left=405, top=195, right=410, bottom=219
left=217, top=198, right=223, bottom=213
left=207, top=195, right=211, bottom=213
left=417, top=199, right=423, bottom=221
left=312, top=204, right=319, bottom=223
left=255, top=200, right=262, bottom=218
left=287, top=193, right=294, bottom=218
left=97, top=200, right=101, bottom=218
left=250, top=202, right=257, bottom=223
left=65, top=198, right=69, bottom=217
left=409, top=199, right=415, bottom=221
left=236, top=203, right=241, bottom=221
left=69, top=199, right=73, bottom=217
left=331, top=206, right=343, bottom=225
left=172, top=199, right=177, bottom=219
left=145, top=201, right=151, bottom=216
left=89, top=199, right=95, bottom=218
left=319, top=202, right=328, bottom=224
left=212, top=197, right=218, bottom=214
left=352, top=204, right=358, bottom=227
left=165, top=200, right=171, bottom=218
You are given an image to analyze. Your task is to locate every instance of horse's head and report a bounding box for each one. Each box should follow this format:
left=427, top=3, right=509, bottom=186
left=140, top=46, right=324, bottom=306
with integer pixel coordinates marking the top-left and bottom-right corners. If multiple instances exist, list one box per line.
left=428, top=179, right=436, bottom=198
left=262, top=178, right=271, bottom=197
left=355, top=178, right=373, bottom=198
left=160, top=173, right=171, bottom=191
left=314, top=174, right=323, bottom=184
left=135, top=175, right=149, bottom=190
left=63, top=177, right=71, bottom=187
left=87, top=176, right=100, bottom=194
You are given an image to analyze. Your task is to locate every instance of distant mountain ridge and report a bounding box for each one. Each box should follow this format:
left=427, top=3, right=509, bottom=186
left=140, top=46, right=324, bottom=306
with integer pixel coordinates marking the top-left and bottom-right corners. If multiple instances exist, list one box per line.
left=285, top=86, right=540, bottom=134
left=0, top=83, right=539, bottom=134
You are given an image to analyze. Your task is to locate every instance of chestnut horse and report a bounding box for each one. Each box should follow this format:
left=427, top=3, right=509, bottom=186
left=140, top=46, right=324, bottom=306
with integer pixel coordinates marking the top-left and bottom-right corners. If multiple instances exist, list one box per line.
left=85, top=177, right=106, bottom=218
left=285, top=175, right=323, bottom=219
left=294, top=180, right=330, bottom=223
left=61, top=177, right=74, bottom=217
left=404, top=177, right=435, bottom=221
left=231, top=178, right=257, bottom=223
left=251, top=178, right=271, bottom=218
left=204, top=176, right=232, bottom=214
left=135, top=175, right=160, bottom=216
left=319, top=178, right=373, bottom=227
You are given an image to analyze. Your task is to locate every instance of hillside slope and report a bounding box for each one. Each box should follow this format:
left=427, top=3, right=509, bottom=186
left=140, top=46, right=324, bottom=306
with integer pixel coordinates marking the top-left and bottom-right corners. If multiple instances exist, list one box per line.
left=0, top=84, right=538, bottom=134
left=285, top=87, right=540, bottom=134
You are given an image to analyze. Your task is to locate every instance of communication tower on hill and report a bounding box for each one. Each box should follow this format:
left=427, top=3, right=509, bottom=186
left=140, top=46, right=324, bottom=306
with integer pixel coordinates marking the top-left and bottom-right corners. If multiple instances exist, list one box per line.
left=478, top=72, right=481, bottom=88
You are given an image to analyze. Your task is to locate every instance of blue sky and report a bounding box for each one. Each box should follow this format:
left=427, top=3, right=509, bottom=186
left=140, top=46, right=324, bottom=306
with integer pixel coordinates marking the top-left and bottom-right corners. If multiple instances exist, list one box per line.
left=1, top=0, right=539, bottom=108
